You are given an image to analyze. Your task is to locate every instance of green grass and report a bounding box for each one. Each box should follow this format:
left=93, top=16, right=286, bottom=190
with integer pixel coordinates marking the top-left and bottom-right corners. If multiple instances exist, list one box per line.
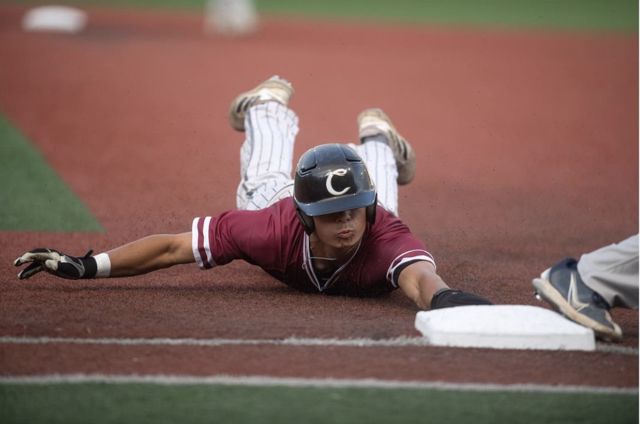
left=0, top=383, right=637, bottom=424
left=0, top=114, right=102, bottom=232
left=20, top=0, right=638, bottom=31
left=258, top=0, right=639, bottom=32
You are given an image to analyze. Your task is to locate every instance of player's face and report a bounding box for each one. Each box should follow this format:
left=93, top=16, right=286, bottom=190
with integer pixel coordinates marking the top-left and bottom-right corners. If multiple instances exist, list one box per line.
left=312, top=208, right=367, bottom=252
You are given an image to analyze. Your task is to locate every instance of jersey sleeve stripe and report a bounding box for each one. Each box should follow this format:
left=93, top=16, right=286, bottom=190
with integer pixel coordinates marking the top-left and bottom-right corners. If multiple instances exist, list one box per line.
left=192, top=218, right=204, bottom=269
left=386, top=251, right=435, bottom=288
left=202, top=216, right=214, bottom=267
left=192, top=217, right=214, bottom=269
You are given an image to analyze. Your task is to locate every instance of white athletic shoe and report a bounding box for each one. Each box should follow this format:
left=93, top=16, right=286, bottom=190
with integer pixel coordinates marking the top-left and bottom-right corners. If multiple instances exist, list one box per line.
left=357, top=108, right=416, bottom=185
left=229, top=75, right=294, bottom=131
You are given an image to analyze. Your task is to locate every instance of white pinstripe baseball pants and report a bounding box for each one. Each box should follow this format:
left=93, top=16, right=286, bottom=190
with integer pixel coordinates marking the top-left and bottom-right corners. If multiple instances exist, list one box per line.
left=236, top=102, right=399, bottom=215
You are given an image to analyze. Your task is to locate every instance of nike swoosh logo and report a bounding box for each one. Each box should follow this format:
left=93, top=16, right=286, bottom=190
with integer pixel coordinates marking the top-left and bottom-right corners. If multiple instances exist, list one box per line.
left=567, top=273, right=590, bottom=311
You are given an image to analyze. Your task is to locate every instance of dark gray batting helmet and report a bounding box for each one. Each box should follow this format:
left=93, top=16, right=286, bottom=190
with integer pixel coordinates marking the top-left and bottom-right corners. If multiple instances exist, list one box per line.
left=293, top=144, right=377, bottom=234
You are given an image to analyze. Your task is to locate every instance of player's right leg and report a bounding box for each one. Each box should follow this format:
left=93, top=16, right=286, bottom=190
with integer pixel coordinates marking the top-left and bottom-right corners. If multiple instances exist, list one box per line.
left=229, top=76, right=298, bottom=210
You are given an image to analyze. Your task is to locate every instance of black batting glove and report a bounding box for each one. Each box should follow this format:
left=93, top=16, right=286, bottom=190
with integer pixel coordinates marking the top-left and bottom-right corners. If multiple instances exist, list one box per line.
left=14, top=248, right=97, bottom=280
left=430, top=288, right=493, bottom=309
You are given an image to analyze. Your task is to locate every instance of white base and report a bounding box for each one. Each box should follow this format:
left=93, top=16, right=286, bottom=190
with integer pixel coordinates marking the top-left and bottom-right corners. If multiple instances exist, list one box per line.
left=204, top=0, right=258, bottom=36
left=415, top=305, right=595, bottom=351
left=23, top=6, right=87, bottom=34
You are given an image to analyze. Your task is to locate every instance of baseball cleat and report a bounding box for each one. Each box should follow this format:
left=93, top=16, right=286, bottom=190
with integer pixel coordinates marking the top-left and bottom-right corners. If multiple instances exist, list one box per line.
left=229, top=75, right=294, bottom=131
left=532, top=257, right=622, bottom=342
left=357, top=108, right=415, bottom=185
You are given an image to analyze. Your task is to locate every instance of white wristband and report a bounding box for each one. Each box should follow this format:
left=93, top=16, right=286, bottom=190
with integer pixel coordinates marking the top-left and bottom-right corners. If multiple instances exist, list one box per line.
left=94, top=253, right=111, bottom=278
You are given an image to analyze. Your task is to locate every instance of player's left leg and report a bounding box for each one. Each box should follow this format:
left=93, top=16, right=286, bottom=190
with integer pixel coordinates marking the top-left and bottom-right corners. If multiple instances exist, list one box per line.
left=349, top=138, right=399, bottom=215
left=350, top=108, right=416, bottom=216
left=229, top=76, right=298, bottom=210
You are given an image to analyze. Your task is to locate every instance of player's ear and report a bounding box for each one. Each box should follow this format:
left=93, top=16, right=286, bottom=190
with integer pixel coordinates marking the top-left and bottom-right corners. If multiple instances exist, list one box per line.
left=366, top=193, right=377, bottom=225
left=295, top=207, right=315, bottom=235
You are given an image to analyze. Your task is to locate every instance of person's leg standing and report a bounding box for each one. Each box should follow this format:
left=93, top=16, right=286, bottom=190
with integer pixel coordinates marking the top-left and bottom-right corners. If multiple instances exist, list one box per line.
left=577, top=234, right=639, bottom=309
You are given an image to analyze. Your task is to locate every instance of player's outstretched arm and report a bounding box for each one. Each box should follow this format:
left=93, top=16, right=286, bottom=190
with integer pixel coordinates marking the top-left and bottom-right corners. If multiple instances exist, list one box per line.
left=398, top=261, right=492, bottom=309
left=14, top=232, right=194, bottom=280
left=397, top=261, right=447, bottom=309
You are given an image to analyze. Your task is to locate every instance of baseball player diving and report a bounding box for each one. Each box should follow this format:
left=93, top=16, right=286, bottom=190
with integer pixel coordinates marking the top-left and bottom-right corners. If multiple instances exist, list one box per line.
left=14, top=76, right=491, bottom=310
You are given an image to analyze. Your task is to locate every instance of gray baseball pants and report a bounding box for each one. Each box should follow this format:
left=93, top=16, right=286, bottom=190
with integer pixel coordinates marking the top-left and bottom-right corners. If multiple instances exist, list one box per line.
left=577, top=234, right=639, bottom=309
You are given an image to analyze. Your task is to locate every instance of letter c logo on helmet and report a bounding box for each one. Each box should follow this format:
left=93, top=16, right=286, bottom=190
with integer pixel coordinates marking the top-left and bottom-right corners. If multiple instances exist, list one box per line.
left=325, top=169, right=350, bottom=196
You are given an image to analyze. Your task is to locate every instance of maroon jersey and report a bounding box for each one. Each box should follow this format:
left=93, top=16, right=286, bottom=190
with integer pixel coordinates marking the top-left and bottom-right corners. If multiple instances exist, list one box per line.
left=192, top=198, right=434, bottom=296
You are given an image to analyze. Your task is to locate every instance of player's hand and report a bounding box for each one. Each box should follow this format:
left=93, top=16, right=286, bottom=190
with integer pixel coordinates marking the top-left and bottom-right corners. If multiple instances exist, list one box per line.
left=14, top=248, right=94, bottom=280
left=430, top=289, right=493, bottom=309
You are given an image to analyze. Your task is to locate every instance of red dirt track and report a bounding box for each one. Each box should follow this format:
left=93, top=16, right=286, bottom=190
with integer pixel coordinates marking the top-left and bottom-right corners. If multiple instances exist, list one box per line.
left=0, top=5, right=637, bottom=388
